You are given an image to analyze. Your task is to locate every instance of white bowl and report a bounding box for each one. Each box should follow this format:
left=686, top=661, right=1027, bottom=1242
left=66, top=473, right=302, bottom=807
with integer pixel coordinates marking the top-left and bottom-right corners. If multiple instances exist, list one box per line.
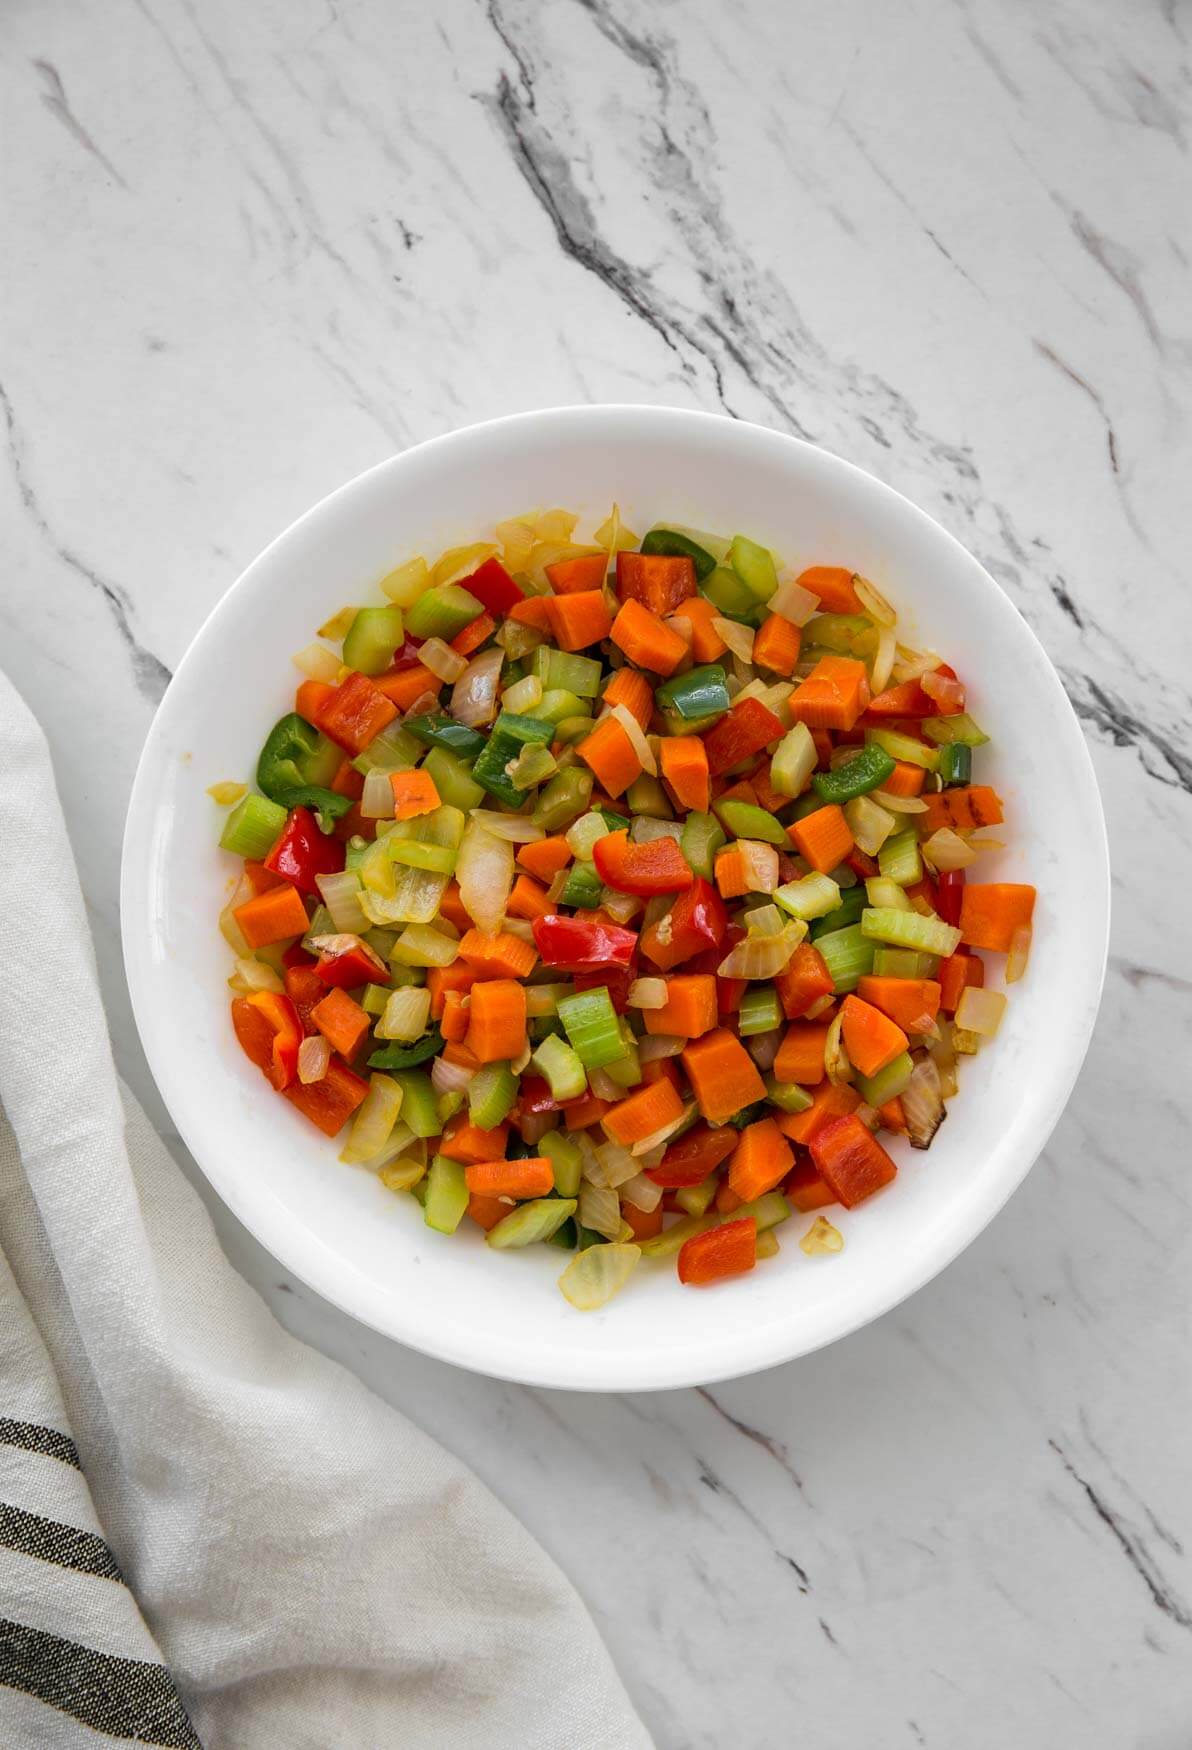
left=122, top=407, right=1108, bottom=1391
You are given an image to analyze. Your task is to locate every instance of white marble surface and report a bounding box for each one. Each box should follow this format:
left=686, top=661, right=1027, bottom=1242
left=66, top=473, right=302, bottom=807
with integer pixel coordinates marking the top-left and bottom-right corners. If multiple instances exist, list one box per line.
left=3, top=1, right=1190, bottom=1744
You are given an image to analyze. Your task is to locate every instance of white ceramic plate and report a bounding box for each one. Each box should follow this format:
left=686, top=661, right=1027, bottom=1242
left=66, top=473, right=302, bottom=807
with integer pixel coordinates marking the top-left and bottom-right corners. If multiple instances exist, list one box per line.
left=121, top=407, right=1109, bottom=1391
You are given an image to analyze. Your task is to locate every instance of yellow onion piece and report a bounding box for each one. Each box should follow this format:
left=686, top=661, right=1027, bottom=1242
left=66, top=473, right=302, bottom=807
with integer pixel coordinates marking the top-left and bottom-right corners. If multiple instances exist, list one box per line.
left=557, top=1242, right=641, bottom=1310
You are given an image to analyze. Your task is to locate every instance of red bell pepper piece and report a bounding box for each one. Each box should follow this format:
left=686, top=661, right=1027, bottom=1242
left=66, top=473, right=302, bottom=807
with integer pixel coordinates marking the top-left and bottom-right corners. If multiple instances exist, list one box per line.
left=284, top=963, right=326, bottom=1034
left=531, top=914, right=638, bottom=972
left=231, top=991, right=303, bottom=1091
left=516, top=1075, right=559, bottom=1116
left=686, top=925, right=746, bottom=1016
left=775, top=941, right=835, bottom=1019
left=387, top=633, right=426, bottom=671
left=647, top=1121, right=738, bottom=1186
left=638, top=877, right=727, bottom=971
left=615, top=551, right=697, bottom=616
left=463, top=556, right=525, bottom=615
left=312, top=934, right=391, bottom=989
left=282, top=942, right=316, bottom=969
left=283, top=1058, right=369, bottom=1136
left=702, top=697, right=785, bottom=778
left=592, top=829, right=693, bottom=896
left=936, top=868, right=965, bottom=926
left=263, top=806, right=346, bottom=897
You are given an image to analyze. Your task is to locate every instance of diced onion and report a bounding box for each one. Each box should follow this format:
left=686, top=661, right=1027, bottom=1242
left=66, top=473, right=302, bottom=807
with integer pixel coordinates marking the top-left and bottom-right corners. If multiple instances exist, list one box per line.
left=631, top=818, right=681, bottom=844
left=921, top=827, right=976, bottom=871
left=600, top=888, right=643, bottom=925
left=713, top=617, right=755, bottom=662
left=871, top=790, right=928, bottom=814
left=298, top=1035, right=331, bottom=1084
left=456, top=821, right=513, bottom=936
left=824, top=1010, right=853, bottom=1086
left=630, top=1099, right=698, bottom=1157
left=546, top=869, right=570, bottom=904
left=665, top=614, right=694, bottom=648
left=854, top=1103, right=881, bottom=1131
left=432, top=1054, right=473, bottom=1095
left=503, top=673, right=544, bottom=714
left=768, top=577, right=821, bottom=626
left=566, top=811, right=610, bottom=859
left=510, top=1042, right=533, bottom=1075
left=803, top=992, right=836, bottom=1021
left=717, top=921, right=804, bottom=980
left=579, top=1180, right=622, bottom=1240
left=379, top=1157, right=427, bottom=1192
left=376, top=986, right=432, bottom=1042
left=922, top=670, right=966, bottom=712
left=588, top=1068, right=625, bottom=1103
left=432, top=541, right=496, bottom=586
left=419, top=637, right=468, bottom=684
left=592, top=1141, right=641, bottom=1188
left=291, top=641, right=341, bottom=682
left=620, top=1172, right=662, bottom=1213
left=955, top=986, right=1007, bottom=1037
left=638, top=1032, right=684, bottom=1061
left=468, top=809, right=544, bottom=843
left=891, top=645, right=943, bottom=685
left=611, top=702, right=657, bottom=777
left=1006, top=924, right=1032, bottom=984
left=557, top=1242, right=641, bottom=1310
left=854, top=575, right=897, bottom=627
left=744, top=903, right=784, bottom=936
left=339, top=1074, right=403, bottom=1164
left=207, top=780, right=247, bottom=805
left=844, top=795, right=896, bottom=856
left=316, top=870, right=371, bottom=933
left=871, top=622, right=897, bottom=695
left=361, top=768, right=397, bottom=820
left=902, top=1057, right=946, bottom=1149
left=799, top=1216, right=843, bottom=1256
left=628, top=978, right=668, bottom=1009
left=495, top=516, right=536, bottom=572
left=227, top=956, right=285, bottom=995
left=451, top=648, right=503, bottom=728
left=380, top=556, right=430, bottom=607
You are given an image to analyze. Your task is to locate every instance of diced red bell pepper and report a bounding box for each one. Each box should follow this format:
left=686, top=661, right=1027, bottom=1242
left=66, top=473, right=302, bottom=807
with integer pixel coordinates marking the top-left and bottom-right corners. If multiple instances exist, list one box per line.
left=282, top=942, right=316, bottom=969
left=845, top=848, right=878, bottom=881
left=387, top=634, right=426, bottom=671
left=284, top=963, right=326, bottom=1034
left=775, top=941, right=835, bottom=1019
left=516, top=1075, right=559, bottom=1116
left=313, top=934, right=391, bottom=989
left=464, top=556, right=525, bottom=615
left=531, top=914, right=638, bottom=972
left=282, top=1058, right=369, bottom=1136
left=702, top=697, right=785, bottom=778
left=936, top=868, right=965, bottom=926
left=313, top=671, right=399, bottom=755
left=231, top=991, right=303, bottom=1091
left=615, top=551, right=697, bottom=616
left=937, top=949, right=984, bottom=1014
left=647, top=1121, right=738, bottom=1186
left=592, top=829, right=693, bottom=896
left=450, top=612, right=497, bottom=657
left=639, top=878, right=727, bottom=972
left=683, top=923, right=747, bottom=1016
left=573, top=964, right=636, bottom=1013
left=263, top=806, right=346, bottom=897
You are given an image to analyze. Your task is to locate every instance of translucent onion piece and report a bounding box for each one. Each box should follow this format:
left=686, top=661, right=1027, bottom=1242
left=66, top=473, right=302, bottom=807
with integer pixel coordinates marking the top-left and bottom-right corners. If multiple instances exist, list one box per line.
left=532, top=507, right=579, bottom=542
left=713, top=617, right=755, bottom=662
left=592, top=1141, right=641, bottom=1188
left=955, top=986, right=1007, bottom=1037
left=1005, top=923, right=1033, bottom=984
left=520, top=1110, right=555, bottom=1143
left=600, top=888, right=643, bottom=925
left=451, top=648, right=504, bottom=728
left=297, top=1034, right=332, bottom=1084
left=557, top=1242, right=642, bottom=1310
left=611, top=702, right=657, bottom=776
left=291, top=641, right=341, bottom=682
left=313, top=871, right=368, bottom=934
left=638, top=1032, right=684, bottom=1061
left=800, top=1216, right=844, bottom=1256
left=871, top=622, right=897, bottom=695
left=306, top=932, right=370, bottom=957
left=824, top=1009, right=853, bottom=1086
left=768, top=576, right=822, bottom=626
left=747, top=1029, right=782, bottom=1073
left=803, top=993, right=836, bottom=1021
left=755, top=1228, right=780, bottom=1260
left=630, top=1100, right=698, bottom=1157
left=361, top=768, right=397, bottom=820
left=891, top=645, right=943, bottom=685
left=628, top=977, right=668, bottom=1009
left=219, top=896, right=253, bottom=956
left=952, top=1026, right=982, bottom=1055
left=419, top=636, right=467, bottom=684
left=546, top=869, right=570, bottom=904
left=376, top=986, right=432, bottom=1042
left=579, top=1179, right=622, bottom=1240
left=502, top=672, right=544, bottom=714
left=854, top=1103, right=881, bottom=1131
left=745, top=903, right=784, bottom=936
left=380, top=555, right=429, bottom=607
left=339, top=1074, right=403, bottom=1165
left=431, top=1054, right=473, bottom=1096
left=717, top=920, right=805, bottom=980
left=207, top=780, right=246, bottom=805
left=620, top=1172, right=663, bottom=1213
left=921, top=827, right=976, bottom=871
left=566, top=811, right=610, bottom=859
left=495, top=516, right=536, bottom=573
left=379, top=1157, right=427, bottom=1193
left=432, top=541, right=496, bottom=587
left=731, top=655, right=753, bottom=689
left=631, top=817, right=681, bottom=844
left=400, top=692, right=442, bottom=722
left=592, top=502, right=640, bottom=559
left=227, top=956, right=285, bottom=995
left=844, top=795, right=896, bottom=857
left=902, top=1057, right=946, bottom=1150
left=665, top=614, right=694, bottom=648
left=871, top=789, right=928, bottom=814
left=922, top=670, right=966, bottom=712
left=501, top=917, right=535, bottom=943
left=853, top=575, right=896, bottom=627
left=468, top=809, right=544, bottom=843
left=456, top=821, right=513, bottom=936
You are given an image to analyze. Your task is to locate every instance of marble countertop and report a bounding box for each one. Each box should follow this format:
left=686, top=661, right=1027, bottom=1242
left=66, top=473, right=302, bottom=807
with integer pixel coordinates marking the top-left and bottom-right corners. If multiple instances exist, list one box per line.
left=4, top=1, right=1190, bottom=1743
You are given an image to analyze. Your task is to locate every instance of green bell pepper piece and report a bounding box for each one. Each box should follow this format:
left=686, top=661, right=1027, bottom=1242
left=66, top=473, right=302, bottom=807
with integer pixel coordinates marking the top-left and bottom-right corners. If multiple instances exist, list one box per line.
left=655, top=664, right=729, bottom=722
left=680, top=811, right=726, bottom=878
left=811, top=744, right=896, bottom=805
left=714, top=798, right=789, bottom=846
left=256, top=713, right=342, bottom=802
left=937, top=743, right=973, bottom=785
left=368, top=1026, right=445, bottom=1069
left=641, top=527, right=717, bottom=580
left=701, top=566, right=759, bottom=620
left=561, top=861, right=602, bottom=909
left=532, top=768, right=593, bottom=830
left=403, top=714, right=488, bottom=759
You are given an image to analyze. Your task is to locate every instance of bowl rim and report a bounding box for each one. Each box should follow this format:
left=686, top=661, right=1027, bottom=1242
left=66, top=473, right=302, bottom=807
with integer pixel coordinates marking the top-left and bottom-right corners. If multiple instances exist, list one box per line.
left=121, top=405, right=1110, bottom=1390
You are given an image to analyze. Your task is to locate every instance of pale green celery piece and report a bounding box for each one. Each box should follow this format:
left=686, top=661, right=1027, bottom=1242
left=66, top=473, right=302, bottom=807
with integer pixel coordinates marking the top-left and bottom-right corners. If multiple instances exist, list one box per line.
left=733, top=1190, right=792, bottom=1231
left=600, top=1020, right=642, bottom=1088
left=871, top=947, right=939, bottom=978
left=764, top=1077, right=814, bottom=1114
left=468, top=1061, right=519, bottom=1130
left=566, top=810, right=611, bottom=860
left=390, top=1069, right=439, bottom=1137
left=728, top=534, right=779, bottom=601
left=423, top=1155, right=469, bottom=1234
left=532, top=646, right=603, bottom=698
left=877, top=829, right=922, bottom=888
left=774, top=872, right=841, bottom=921
left=385, top=963, right=425, bottom=988
left=865, top=876, right=911, bottom=911
left=342, top=606, right=404, bottom=676
left=486, top=1198, right=577, bottom=1249
left=391, top=922, right=458, bottom=968
left=639, top=1213, right=718, bottom=1259
left=422, top=746, right=484, bottom=812
left=531, top=1033, right=588, bottom=1102
left=815, top=923, right=875, bottom=992
left=738, top=985, right=782, bottom=1035
left=301, top=904, right=335, bottom=950
left=553, top=715, right=595, bottom=745
left=405, top=583, right=484, bottom=641
left=626, top=773, right=670, bottom=818
left=802, top=613, right=876, bottom=658
left=864, top=726, right=939, bottom=772
left=436, top=1089, right=465, bottom=1124
left=507, top=743, right=557, bottom=789
left=361, top=982, right=391, bottom=1017
left=534, top=688, right=584, bottom=725
left=860, top=907, right=962, bottom=957
left=855, top=1052, right=915, bottom=1107
left=389, top=839, right=457, bottom=874
left=532, top=768, right=593, bottom=830
left=675, top=1176, right=719, bottom=1217
left=383, top=804, right=465, bottom=924
left=680, top=811, right=726, bottom=878
left=701, top=563, right=758, bottom=619
left=540, top=1131, right=582, bottom=1198
left=921, top=712, right=989, bottom=748
left=502, top=673, right=544, bottom=715
left=219, top=793, right=287, bottom=858
left=351, top=723, right=422, bottom=776
left=557, top=988, right=627, bottom=1070
left=771, top=722, right=817, bottom=798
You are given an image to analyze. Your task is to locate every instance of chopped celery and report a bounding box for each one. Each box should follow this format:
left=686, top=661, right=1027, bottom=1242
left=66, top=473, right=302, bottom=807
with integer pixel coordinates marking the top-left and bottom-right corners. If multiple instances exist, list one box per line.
left=436, top=1090, right=465, bottom=1124
left=770, top=722, right=817, bottom=798
left=738, top=986, right=783, bottom=1035
left=803, top=613, right=876, bottom=658
left=389, top=839, right=457, bottom=874
left=774, top=872, right=841, bottom=921
left=728, top=535, right=778, bottom=602
left=626, top=774, right=671, bottom=818
left=423, top=1155, right=469, bottom=1234
left=816, top=922, right=876, bottom=992
left=877, top=829, right=922, bottom=888
left=701, top=565, right=760, bottom=620
left=468, top=1062, right=518, bottom=1130
left=540, top=1132, right=582, bottom=1198
left=486, top=1198, right=577, bottom=1249
left=675, top=1176, right=719, bottom=1217
left=351, top=722, right=422, bottom=775
left=566, top=811, right=611, bottom=860
left=639, top=1212, right=717, bottom=1258
left=554, top=715, right=595, bottom=744
left=557, top=988, right=627, bottom=1069
left=714, top=797, right=788, bottom=846
left=531, top=1033, right=587, bottom=1102
left=384, top=805, right=465, bottom=924
left=856, top=1051, right=915, bottom=1107
left=385, top=963, right=425, bottom=988
left=219, top=793, right=286, bottom=858
left=502, top=673, right=544, bottom=715
left=922, top=712, right=989, bottom=747
left=600, top=808, right=631, bottom=832
left=391, top=922, right=458, bottom=966
left=389, top=1069, right=439, bottom=1137
left=812, top=744, right=895, bottom=805
left=734, top=1190, right=792, bottom=1231
left=764, top=1076, right=814, bottom=1114
left=561, top=861, right=602, bottom=909
left=655, top=664, right=729, bottom=722
left=403, top=714, right=487, bottom=759
left=532, top=768, right=593, bottom=830
left=547, top=1218, right=579, bottom=1251
left=532, top=647, right=602, bottom=698
left=809, top=886, right=867, bottom=939
left=865, top=876, right=910, bottom=911
left=871, top=946, right=939, bottom=978
left=861, top=907, right=962, bottom=957
left=641, top=526, right=717, bottom=579
left=865, top=726, right=939, bottom=771
left=361, top=982, right=390, bottom=1017
left=937, top=743, right=972, bottom=786
left=405, top=583, right=484, bottom=641
left=342, top=606, right=404, bottom=675
left=535, top=687, right=584, bottom=725
left=681, top=811, right=727, bottom=878
left=600, top=1019, right=642, bottom=1088
left=421, top=746, right=484, bottom=812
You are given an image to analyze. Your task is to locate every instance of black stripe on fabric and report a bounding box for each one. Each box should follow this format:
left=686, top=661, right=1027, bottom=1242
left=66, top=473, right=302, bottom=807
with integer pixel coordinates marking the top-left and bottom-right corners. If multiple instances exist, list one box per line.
left=0, top=1503, right=123, bottom=1580
left=0, top=1618, right=201, bottom=1748
left=0, top=1417, right=81, bottom=1469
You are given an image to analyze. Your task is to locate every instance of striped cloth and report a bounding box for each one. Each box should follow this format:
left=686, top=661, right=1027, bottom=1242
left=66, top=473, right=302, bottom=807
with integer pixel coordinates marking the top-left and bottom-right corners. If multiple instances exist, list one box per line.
left=0, top=670, right=650, bottom=1749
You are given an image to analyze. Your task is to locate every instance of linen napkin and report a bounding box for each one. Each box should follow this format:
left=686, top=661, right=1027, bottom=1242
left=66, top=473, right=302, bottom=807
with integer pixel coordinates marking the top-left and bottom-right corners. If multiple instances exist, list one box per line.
left=0, top=669, right=651, bottom=1749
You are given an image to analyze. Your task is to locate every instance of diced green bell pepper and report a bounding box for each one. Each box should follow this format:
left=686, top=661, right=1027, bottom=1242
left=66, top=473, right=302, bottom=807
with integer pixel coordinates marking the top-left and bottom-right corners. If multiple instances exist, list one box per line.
left=561, top=861, right=602, bottom=909
left=421, top=746, right=484, bottom=811
left=811, top=744, right=896, bottom=805
left=937, top=743, right=972, bottom=786
left=403, top=714, right=488, bottom=759
left=256, top=713, right=342, bottom=802
left=701, top=566, right=759, bottom=620
left=368, top=1026, right=445, bottom=1069
left=680, top=811, right=726, bottom=878
left=810, top=885, right=868, bottom=939
left=641, top=527, right=717, bottom=580
left=531, top=647, right=603, bottom=698
left=714, top=798, right=788, bottom=846
left=655, top=664, right=729, bottom=722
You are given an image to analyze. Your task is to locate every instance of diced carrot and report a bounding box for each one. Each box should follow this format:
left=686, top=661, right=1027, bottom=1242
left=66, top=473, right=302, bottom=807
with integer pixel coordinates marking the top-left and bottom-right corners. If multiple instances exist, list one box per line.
left=703, top=698, right=786, bottom=778
left=621, top=1201, right=664, bottom=1242
left=458, top=928, right=538, bottom=980
left=464, top=979, right=527, bottom=1064
left=310, top=987, right=371, bottom=1059
left=282, top=1059, right=369, bottom=1136
left=440, top=988, right=470, bottom=1042
left=243, top=859, right=286, bottom=895
left=464, top=1157, right=553, bottom=1199
left=773, top=1020, right=831, bottom=1085
left=784, top=1159, right=837, bottom=1213
left=546, top=553, right=608, bottom=593
left=921, top=786, right=1005, bottom=835
left=716, top=777, right=759, bottom=807
left=601, top=1078, right=684, bottom=1147
left=451, top=612, right=497, bottom=657
left=681, top=1027, right=766, bottom=1125
left=549, top=589, right=614, bottom=653
left=603, top=666, right=654, bottom=730
left=788, top=656, right=870, bottom=732
left=508, top=596, right=556, bottom=631
left=775, top=942, right=835, bottom=1019
left=616, top=551, right=697, bottom=616
left=839, top=994, right=909, bottom=1078
left=937, top=950, right=984, bottom=1014
left=641, top=1057, right=681, bottom=1092
left=880, top=760, right=926, bottom=798
left=516, top=835, right=573, bottom=883
left=314, top=671, right=400, bottom=755
left=506, top=873, right=553, bottom=920
left=560, top=1091, right=609, bottom=1130
left=856, top=976, right=941, bottom=1034
left=331, top=758, right=365, bottom=801
left=777, top=1081, right=860, bottom=1146
left=610, top=598, right=688, bottom=677
left=439, top=1113, right=510, bottom=1165
left=715, top=1181, right=743, bottom=1214
left=467, top=1194, right=509, bottom=1231
left=752, top=614, right=802, bottom=677
left=678, top=1216, right=757, bottom=1286
left=442, top=1039, right=480, bottom=1072
left=372, top=664, right=441, bottom=711
left=678, top=596, right=728, bottom=662
left=714, top=841, right=778, bottom=900
left=233, top=883, right=310, bottom=949
left=659, top=736, right=710, bottom=813
left=389, top=769, right=441, bottom=821
left=877, top=1096, right=907, bottom=1134
left=577, top=715, right=643, bottom=799
left=810, top=1114, right=897, bottom=1207
left=751, top=764, right=790, bottom=817
left=788, top=804, right=854, bottom=874
left=296, top=678, right=334, bottom=722
left=438, top=880, right=475, bottom=931
left=728, top=1116, right=794, bottom=1202
left=959, top=884, right=1036, bottom=953
left=643, top=974, right=718, bottom=1039
left=797, top=565, right=861, bottom=613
